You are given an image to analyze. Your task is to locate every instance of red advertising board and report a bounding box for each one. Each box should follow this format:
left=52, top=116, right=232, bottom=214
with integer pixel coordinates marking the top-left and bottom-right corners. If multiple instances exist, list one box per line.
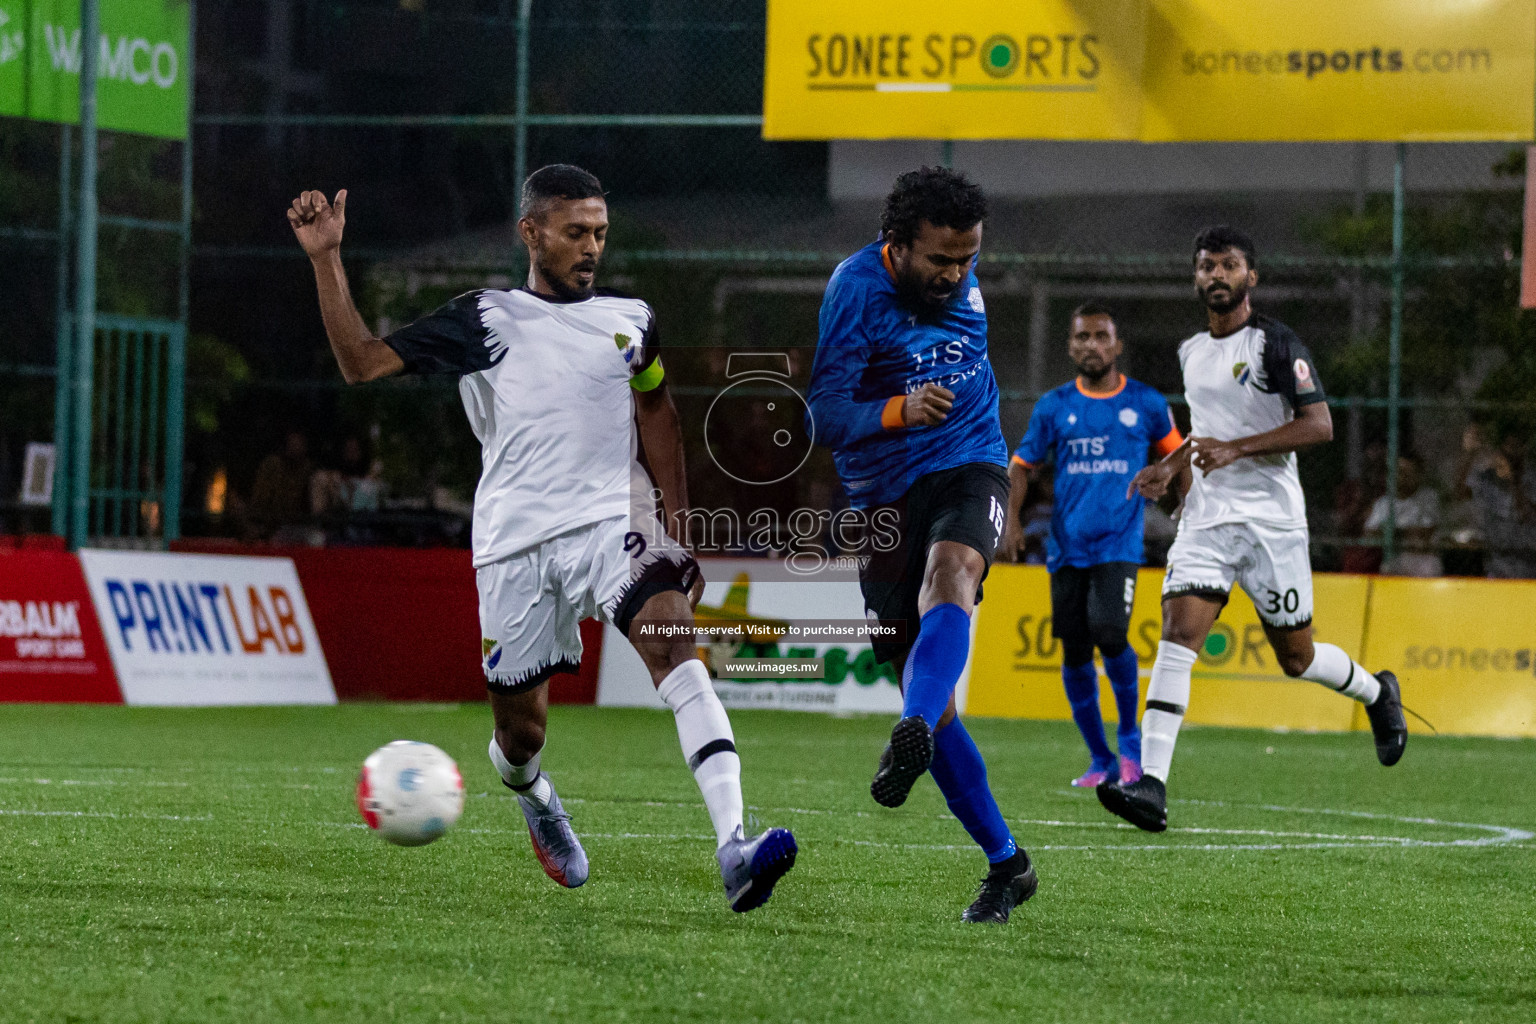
left=170, top=543, right=601, bottom=703
left=0, top=550, right=123, bottom=703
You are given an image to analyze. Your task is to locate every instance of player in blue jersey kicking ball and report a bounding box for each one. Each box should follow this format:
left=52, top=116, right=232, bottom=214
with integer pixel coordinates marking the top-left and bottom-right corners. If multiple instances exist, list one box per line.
left=807, top=167, right=1035, bottom=924
left=999, top=302, right=1184, bottom=789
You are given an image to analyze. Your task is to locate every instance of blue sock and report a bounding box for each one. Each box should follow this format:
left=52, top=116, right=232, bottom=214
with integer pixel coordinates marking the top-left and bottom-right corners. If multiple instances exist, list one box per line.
left=1063, top=660, right=1114, bottom=770
left=899, top=603, right=972, bottom=730
left=930, top=717, right=1016, bottom=863
left=1103, top=645, right=1142, bottom=764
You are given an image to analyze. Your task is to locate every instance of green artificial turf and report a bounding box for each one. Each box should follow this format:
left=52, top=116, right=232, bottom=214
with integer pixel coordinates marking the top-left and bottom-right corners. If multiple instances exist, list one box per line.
left=1, top=703, right=1533, bottom=1023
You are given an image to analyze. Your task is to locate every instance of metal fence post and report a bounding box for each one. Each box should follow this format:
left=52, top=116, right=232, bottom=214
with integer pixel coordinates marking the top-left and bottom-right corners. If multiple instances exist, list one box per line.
left=69, top=0, right=100, bottom=549
left=164, top=0, right=197, bottom=544
left=513, top=0, right=532, bottom=214
left=1384, top=141, right=1407, bottom=566
left=51, top=125, right=73, bottom=538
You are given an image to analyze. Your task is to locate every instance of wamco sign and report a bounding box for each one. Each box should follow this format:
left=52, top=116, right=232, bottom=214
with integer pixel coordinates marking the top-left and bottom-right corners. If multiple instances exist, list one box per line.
left=0, top=0, right=189, bottom=139
left=43, top=23, right=180, bottom=89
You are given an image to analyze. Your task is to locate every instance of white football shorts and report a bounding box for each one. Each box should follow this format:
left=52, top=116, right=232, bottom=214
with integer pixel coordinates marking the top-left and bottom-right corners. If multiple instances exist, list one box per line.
left=477, top=513, right=698, bottom=693
left=1161, top=521, right=1314, bottom=628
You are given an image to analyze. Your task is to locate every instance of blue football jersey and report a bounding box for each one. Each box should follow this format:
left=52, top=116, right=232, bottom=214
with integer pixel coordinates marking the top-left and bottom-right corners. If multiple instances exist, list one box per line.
left=807, top=241, right=1007, bottom=508
left=1013, top=377, right=1181, bottom=572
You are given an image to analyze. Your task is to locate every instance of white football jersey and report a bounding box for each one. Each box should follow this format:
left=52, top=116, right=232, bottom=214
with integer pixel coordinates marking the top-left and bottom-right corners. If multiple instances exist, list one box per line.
left=384, top=287, right=663, bottom=567
left=1177, top=313, right=1325, bottom=531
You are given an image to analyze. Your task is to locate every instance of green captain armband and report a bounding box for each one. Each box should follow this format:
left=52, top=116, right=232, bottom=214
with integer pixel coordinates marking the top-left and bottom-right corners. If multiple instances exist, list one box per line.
left=629, top=358, right=665, bottom=392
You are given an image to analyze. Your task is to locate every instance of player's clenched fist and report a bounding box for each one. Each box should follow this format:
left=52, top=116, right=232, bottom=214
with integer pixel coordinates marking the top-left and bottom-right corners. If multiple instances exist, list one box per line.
left=903, top=383, right=954, bottom=427
left=287, top=189, right=348, bottom=258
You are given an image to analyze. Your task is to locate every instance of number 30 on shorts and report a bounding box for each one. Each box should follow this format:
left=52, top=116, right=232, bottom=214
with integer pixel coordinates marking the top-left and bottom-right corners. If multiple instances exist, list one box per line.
left=1264, top=587, right=1300, bottom=615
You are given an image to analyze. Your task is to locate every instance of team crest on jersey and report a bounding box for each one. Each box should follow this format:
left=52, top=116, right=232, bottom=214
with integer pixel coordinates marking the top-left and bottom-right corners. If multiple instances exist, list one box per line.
left=481, top=638, right=502, bottom=672
left=1119, top=408, right=1139, bottom=428
left=968, top=287, right=985, bottom=313
left=1294, top=358, right=1316, bottom=394
left=614, top=331, right=642, bottom=365
left=1232, top=361, right=1251, bottom=386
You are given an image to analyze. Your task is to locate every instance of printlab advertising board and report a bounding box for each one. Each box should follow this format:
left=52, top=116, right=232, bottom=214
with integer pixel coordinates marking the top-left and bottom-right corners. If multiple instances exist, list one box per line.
left=77, top=550, right=336, bottom=706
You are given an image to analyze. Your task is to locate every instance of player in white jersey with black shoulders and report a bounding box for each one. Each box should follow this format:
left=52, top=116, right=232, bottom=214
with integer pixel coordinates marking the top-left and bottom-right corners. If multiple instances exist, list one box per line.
left=287, top=164, right=796, bottom=911
left=1095, top=225, right=1408, bottom=833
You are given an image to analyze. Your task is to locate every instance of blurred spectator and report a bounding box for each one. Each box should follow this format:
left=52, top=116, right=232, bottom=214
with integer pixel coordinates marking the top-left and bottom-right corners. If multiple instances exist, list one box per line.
left=1332, top=475, right=1381, bottom=574
left=1332, top=475, right=1371, bottom=536
left=1360, top=440, right=1388, bottom=496
left=1365, top=453, right=1441, bottom=577
left=1440, top=424, right=1489, bottom=574
left=249, top=431, right=317, bottom=542
left=312, top=436, right=384, bottom=517
left=1458, top=427, right=1536, bottom=579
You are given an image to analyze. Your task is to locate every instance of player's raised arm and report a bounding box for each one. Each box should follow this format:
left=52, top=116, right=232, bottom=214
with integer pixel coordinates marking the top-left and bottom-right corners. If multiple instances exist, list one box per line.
left=287, top=189, right=405, bottom=384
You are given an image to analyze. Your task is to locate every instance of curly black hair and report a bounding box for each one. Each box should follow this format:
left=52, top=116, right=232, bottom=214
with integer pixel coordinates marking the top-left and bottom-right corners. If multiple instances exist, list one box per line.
left=521, top=163, right=604, bottom=219
left=1193, top=224, right=1257, bottom=269
left=1071, top=299, right=1116, bottom=323
left=880, top=166, right=988, bottom=247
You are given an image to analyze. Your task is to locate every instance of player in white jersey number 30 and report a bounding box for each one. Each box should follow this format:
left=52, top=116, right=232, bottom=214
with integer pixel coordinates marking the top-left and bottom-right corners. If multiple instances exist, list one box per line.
left=1094, top=225, right=1409, bottom=833
left=288, top=165, right=796, bottom=911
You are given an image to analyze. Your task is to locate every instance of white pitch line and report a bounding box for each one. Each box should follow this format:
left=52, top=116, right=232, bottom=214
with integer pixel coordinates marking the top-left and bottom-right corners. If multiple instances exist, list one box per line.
left=0, top=776, right=191, bottom=788
left=0, top=808, right=213, bottom=822
left=5, top=793, right=1531, bottom=852
left=10, top=807, right=1529, bottom=854
left=1168, top=797, right=1535, bottom=847
left=20, top=808, right=1521, bottom=853
left=566, top=796, right=1534, bottom=846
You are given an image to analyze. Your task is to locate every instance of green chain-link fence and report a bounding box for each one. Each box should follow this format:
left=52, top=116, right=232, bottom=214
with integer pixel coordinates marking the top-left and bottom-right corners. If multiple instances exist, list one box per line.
left=3, top=0, right=1532, bottom=574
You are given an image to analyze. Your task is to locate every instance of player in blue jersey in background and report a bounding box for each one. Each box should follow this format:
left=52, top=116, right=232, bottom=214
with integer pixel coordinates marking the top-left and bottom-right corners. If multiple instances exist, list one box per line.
left=1000, top=302, right=1184, bottom=789
left=807, top=167, right=1035, bottom=924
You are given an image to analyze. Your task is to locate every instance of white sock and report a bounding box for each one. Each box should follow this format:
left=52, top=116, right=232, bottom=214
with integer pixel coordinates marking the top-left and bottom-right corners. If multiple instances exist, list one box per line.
left=1301, top=643, right=1380, bottom=704
left=657, top=660, right=743, bottom=848
left=489, top=734, right=552, bottom=808
left=1142, top=642, right=1199, bottom=783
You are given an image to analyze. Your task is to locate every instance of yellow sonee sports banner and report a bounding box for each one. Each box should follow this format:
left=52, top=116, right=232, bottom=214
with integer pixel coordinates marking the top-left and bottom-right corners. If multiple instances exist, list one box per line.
left=1361, top=578, right=1536, bottom=738
left=765, top=0, right=1534, bottom=142
left=967, top=566, right=1536, bottom=738
left=1142, top=0, right=1536, bottom=142
left=967, top=566, right=1369, bottom=734
left=762, top=0, right=1147, bottom=140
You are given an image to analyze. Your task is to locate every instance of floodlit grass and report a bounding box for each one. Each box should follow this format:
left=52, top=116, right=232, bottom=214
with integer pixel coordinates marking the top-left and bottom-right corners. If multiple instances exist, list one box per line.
left=2, top=703, right=1533, bottom=1023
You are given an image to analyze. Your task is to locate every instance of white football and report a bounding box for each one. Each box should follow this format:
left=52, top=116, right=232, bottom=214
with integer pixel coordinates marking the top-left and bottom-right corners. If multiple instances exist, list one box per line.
left=356, top=741, right=465, bottom=846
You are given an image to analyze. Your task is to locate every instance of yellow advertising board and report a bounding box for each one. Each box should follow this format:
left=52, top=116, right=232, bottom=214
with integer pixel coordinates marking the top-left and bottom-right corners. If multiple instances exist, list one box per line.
left=764, top=0, right=1535, bottom=142
left=967, top=565, right=1369, bottom=733
left=1142, top=0, right=1536, bottom=142
left=969, top=567, right=1536, bottom=738
left=762, top=0, right=1147, bottom=140
left=1361, top=578, right=1536, bottom=738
